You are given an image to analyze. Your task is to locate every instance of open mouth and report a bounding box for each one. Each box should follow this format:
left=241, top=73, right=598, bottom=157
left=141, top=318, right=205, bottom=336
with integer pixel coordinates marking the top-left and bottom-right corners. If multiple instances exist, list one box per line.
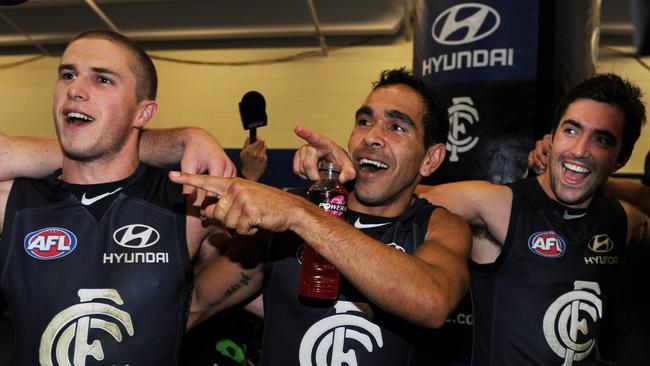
left=66, top=111, right=95, bottom=125
left=562, top=162, right=591, bottom=182
left=359, top=158, right=388, bottom=173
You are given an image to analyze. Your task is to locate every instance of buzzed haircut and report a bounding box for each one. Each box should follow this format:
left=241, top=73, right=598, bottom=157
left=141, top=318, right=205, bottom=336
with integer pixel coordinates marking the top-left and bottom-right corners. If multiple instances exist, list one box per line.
left=372, top=68, right=449, bottom=148
left=553, top=73, right=646, bottom=164
left=69, top=29, right=157, bottom=101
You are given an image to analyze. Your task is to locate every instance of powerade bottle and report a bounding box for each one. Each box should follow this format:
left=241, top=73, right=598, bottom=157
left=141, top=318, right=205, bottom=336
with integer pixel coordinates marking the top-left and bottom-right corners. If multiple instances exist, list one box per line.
left=298, top=161, right=347, bottom=300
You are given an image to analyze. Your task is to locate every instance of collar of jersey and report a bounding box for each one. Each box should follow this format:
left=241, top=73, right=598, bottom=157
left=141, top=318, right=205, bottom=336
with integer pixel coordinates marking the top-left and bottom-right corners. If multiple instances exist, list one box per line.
left=48, top=163, right=148, bottom=191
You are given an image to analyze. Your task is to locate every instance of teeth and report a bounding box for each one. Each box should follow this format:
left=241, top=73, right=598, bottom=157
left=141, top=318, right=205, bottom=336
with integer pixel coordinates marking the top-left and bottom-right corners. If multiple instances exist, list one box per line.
left=360, top=158, right=387, bottom=169
left=563, top=162, right=590, bottom=174
left=67, top=112, right=94, bottom=122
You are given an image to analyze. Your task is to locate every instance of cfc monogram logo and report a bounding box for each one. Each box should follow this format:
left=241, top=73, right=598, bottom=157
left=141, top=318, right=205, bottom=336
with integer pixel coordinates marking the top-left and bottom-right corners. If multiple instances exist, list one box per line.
left=447, top=97, right=480, bottom=162
left=39, top=289, right=134, bottom=366
left=299, top=301, right=383, bottom=365
left=543, top=281, right=602, bottom=365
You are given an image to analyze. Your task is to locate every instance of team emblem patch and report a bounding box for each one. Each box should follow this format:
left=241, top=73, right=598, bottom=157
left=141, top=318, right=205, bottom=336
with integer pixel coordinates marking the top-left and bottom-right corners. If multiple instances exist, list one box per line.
left=528, top=231, right=566, bottom=258
left=24, top=227, right=77, bottom=260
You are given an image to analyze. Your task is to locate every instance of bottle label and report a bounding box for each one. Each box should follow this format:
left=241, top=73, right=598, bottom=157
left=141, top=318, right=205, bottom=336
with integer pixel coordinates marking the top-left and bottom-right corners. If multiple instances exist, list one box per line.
left=310, top=191, right=347, bottom=218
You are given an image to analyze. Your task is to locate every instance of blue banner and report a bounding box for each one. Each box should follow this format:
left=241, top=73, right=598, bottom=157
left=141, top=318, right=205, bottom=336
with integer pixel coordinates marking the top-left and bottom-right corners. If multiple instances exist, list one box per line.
left=414, top=0, right=539, bottom=85
left=414, top=0, right=539, bottom=184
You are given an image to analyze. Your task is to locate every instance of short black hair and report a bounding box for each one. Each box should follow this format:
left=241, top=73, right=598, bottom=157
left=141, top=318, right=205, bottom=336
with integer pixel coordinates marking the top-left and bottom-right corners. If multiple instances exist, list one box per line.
left=372, top=68, right=448, bottom=148
left=553, top=73, right=646, bottom=164
left=68, top=29, right=158, bottom=101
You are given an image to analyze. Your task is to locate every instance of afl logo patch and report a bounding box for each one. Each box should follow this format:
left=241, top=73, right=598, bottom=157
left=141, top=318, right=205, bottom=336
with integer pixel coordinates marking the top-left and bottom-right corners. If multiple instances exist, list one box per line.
left=528, top=231, right=566, bottom=258
left=24, top=227, right=77, bottom=260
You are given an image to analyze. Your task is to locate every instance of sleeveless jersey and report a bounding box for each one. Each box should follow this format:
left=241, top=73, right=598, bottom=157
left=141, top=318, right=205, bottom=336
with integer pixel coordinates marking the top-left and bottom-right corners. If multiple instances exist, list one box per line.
left=470, top=177, right=627, bottom=365
left=0, top=164, right=193, bottom=365
left=260, top=193, right=439, bottom=365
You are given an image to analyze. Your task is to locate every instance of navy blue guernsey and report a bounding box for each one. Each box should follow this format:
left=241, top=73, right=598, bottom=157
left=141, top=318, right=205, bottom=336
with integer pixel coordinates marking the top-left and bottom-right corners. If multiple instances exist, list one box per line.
left=470, top=177, right=627, bottom=365
left=0, top=164, right=193, bottom=365
left=260, top=191, right=445, bottom=365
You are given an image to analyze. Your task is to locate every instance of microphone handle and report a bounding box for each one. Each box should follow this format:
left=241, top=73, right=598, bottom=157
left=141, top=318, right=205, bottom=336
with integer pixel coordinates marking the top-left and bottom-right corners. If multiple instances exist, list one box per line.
left=249, top=127, right=257, bottom=143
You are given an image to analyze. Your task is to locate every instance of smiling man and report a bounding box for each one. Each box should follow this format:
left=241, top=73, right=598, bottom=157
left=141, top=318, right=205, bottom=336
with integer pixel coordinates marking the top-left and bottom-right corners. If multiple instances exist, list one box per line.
left=293, top=73, right=650, bottom=365
left=0, top=30, right=235, bottom=365
left=172, top=68, right=472, bottom=365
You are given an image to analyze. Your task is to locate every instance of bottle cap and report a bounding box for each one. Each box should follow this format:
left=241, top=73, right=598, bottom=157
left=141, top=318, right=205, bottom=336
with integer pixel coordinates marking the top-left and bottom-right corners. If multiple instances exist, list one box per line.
left=318, top=161, right=341, bottom=173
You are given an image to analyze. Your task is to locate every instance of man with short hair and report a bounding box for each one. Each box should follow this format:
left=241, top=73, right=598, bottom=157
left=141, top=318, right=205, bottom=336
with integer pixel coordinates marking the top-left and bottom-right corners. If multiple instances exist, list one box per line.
left=291, top=73, right=650, bottom=365
left=0, top=29, right=236, bottom=365
left=172, top=68, right=472, bottom=365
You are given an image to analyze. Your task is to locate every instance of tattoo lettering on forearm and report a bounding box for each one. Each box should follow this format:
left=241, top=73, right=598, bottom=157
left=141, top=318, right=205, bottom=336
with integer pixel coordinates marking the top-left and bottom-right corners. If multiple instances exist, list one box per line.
left=223, top=272, right=251, bottom=298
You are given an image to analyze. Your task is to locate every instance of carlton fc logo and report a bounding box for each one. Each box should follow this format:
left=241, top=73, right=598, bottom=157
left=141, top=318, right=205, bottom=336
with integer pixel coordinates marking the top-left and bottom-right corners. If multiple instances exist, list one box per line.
left=299, top=301, right=383, bottom=365
left=39, top=289, right=134, bottom=365
left=24, top=227, right=77, bottom=260
left=528, top=231, right=566, bottom=258
left=432, top=3, right=501, bottom=46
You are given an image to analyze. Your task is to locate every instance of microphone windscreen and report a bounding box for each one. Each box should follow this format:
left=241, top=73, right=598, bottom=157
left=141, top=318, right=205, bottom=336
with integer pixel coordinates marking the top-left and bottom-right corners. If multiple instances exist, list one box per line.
left=239, top=91, right=268, bottom=130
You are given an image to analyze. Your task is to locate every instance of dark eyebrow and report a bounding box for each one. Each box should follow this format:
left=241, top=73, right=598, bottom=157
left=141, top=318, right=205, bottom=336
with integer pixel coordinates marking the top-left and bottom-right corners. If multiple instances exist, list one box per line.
left=58, top=64, right=76, bottom=73
left=355, top=106, right=373, bottom=119
left=91, top=67, right=120, bottom=77
left=562, top=119, right=618, bottom=144
left=386, top=109, right=416, bottom=128
left=57, top=64, right=120, bottom=78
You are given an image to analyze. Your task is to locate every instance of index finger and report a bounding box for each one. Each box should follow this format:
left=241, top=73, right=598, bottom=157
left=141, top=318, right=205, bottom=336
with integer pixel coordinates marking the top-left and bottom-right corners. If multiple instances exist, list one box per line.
left=294, top=126, right=331, bottom=152
left=169, top=171, right=230, bottom=196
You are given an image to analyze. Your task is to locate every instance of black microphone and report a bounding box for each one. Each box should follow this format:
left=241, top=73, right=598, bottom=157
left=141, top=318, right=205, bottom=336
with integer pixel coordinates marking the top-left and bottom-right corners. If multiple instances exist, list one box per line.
left=239, top=91, right=268, bottom=143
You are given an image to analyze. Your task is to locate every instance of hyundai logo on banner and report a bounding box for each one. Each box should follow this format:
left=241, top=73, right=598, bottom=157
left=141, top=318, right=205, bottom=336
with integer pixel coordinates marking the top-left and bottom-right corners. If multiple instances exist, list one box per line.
left=414, top=0, right=539, bottom=85
left=432, top=3, right=500, bottom=46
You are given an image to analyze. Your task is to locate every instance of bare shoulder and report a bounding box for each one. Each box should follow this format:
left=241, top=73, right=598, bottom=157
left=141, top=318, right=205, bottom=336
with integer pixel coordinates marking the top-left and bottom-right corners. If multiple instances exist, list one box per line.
left=416, top=180, right=512, bottom=228
left=620, top=199, right=649, bottom=246
left=423, top=207, right=472, bottom=255
left=0, top=179, right=15, bottom=232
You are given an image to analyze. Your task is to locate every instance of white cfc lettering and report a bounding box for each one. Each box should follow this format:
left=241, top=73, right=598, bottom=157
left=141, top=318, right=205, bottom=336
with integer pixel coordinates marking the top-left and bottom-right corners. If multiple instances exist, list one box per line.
left=543, top=281, right=602, bottom=365
left=446, top=97, right=480, bottom=162
left=39, top=289, right=135, bottom=366
left=299, top=301, right=383, bottom=365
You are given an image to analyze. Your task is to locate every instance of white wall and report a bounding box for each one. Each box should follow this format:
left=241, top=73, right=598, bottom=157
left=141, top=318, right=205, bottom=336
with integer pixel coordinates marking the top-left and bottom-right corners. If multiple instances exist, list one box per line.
left=0, top=39, right=647, bottom=174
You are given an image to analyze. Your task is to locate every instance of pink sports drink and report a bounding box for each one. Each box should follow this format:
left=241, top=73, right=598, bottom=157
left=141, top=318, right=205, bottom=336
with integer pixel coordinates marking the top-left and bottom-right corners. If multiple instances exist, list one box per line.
left=298, top=161, right=347, bottom=300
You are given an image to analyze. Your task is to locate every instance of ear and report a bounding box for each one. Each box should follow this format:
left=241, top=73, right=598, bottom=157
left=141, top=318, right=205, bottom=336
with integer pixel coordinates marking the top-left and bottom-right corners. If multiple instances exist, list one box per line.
left=420, top=143, right=446, bottom=177
left=133, top=100, right=158, bottom=129
left=613, top=155, right=629, bottom=172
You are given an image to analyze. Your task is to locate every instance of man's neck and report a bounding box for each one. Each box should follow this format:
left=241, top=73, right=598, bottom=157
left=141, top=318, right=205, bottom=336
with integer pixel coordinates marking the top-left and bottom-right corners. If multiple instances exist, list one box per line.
left=61, top=152, right=139, bottom=185
left=348, top=190, right=415, bottom=218
left=536, top=173, right=593, bottom=209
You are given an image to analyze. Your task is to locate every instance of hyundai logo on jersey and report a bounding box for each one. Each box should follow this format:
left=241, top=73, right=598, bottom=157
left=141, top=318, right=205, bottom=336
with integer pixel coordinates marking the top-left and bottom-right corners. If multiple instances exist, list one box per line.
left=113, top=224, right=160, bottom=249
left=24, top=227, right=77, bottom=260
left=528, top=231, right=566, bottom=258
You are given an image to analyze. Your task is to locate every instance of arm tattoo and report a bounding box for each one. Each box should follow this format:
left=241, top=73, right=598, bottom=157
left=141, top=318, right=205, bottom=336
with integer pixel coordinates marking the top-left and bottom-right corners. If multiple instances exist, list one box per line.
left=223, top=272, right=251, bottom=298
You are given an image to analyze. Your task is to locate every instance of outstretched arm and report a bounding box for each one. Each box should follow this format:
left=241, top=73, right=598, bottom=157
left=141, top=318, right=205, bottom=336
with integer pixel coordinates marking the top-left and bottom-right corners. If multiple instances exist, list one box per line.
left=0, top=133, right=61, bottom=180
left=0, top=128, right=236, bottom=182
left=139, top=127, right=236, bottom=178
left=416, top=181, right=512, bottom=264
left=170, top=172, right=471, bottom=328
left=604, top=178, right=650, bottom=215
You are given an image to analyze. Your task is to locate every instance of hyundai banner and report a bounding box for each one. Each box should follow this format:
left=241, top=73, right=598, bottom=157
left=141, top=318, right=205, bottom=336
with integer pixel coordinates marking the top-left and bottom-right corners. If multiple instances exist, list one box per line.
left=415, top=0, right=539, bottom=184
